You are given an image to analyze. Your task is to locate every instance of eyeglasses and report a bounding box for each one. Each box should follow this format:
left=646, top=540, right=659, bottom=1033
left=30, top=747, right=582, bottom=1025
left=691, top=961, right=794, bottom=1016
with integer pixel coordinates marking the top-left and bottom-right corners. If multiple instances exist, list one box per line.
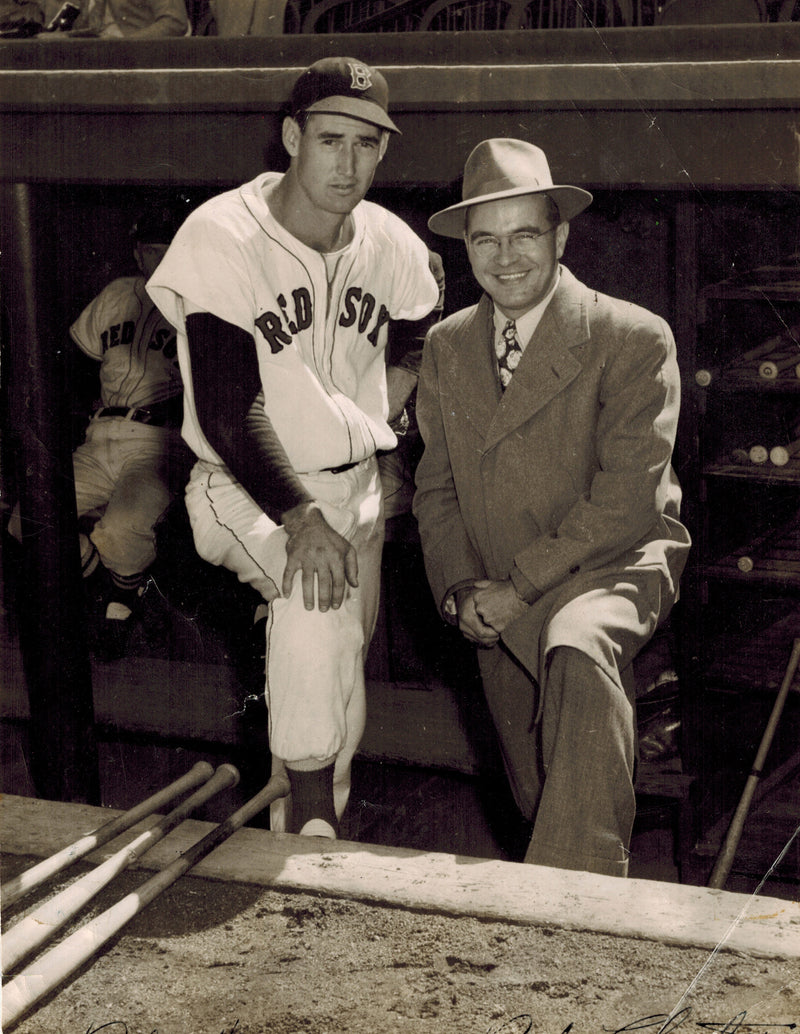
left=468, top=227, right=556, bottom=255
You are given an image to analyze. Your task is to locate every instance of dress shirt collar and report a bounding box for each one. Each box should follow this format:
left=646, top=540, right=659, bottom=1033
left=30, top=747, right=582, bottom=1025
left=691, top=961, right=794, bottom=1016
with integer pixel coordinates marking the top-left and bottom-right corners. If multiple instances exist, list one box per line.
left=492, top=268, right=561, bottom=353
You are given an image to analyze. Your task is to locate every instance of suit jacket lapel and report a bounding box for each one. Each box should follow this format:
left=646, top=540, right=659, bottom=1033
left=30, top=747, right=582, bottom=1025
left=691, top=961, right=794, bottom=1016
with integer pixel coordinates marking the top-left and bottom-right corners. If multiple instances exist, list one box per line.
left=484, top=269, right=589, bottom=452
left=438, top=294, right=501, bottom=437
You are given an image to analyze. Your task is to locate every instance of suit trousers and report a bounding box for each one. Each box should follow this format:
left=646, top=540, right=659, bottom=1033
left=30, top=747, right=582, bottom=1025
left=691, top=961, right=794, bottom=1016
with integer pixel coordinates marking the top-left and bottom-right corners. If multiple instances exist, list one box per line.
left=478, top=643, right=636, bottom=877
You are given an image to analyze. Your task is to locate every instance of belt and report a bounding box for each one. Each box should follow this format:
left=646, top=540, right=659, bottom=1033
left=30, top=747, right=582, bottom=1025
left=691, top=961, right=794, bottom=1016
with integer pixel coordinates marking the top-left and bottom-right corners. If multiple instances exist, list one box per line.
left=94, top=398, right=182, bottom=427
left=324, top=461, right=359, bottom=474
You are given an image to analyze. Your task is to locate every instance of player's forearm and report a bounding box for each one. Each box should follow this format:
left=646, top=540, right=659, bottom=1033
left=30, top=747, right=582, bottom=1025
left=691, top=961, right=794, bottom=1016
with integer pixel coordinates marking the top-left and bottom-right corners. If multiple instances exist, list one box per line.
left=385, top=249, right=444, bottom=368
left=186, top=312, right=312, bottom=523
left=239, top=398, right=313, bottom=521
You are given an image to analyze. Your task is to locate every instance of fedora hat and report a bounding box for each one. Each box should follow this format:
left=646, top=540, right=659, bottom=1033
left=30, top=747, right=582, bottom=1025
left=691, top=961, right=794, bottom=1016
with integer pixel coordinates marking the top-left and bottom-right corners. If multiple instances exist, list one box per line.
left=428, top=139, right=593, bottom=239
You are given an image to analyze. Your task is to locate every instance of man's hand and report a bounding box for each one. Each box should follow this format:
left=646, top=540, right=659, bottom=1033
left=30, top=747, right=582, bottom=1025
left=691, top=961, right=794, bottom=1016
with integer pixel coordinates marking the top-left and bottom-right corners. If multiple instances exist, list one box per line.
left=455, top=586, right=500, bottom=648
left=386, top=364, right=418, bottom=424
left=471, top=578, right=529, bottom=634
left=281, top=502, right=358, bottom=611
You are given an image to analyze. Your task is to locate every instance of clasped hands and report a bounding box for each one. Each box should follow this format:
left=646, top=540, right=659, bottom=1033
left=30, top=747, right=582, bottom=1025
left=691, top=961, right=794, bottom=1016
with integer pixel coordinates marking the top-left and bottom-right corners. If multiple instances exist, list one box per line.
left=281, top=502, right=357, bottom=612
left=456, top=578, right=529, bottom=647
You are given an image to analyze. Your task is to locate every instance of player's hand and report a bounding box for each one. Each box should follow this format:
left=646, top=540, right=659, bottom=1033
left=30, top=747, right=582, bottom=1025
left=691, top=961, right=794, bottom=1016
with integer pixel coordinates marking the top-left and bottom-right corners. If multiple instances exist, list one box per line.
left=455, top=586, right=500, bottom=648
left=281, top=502, right=358, bottom=612
left=471, top=578, right=529, bottom=635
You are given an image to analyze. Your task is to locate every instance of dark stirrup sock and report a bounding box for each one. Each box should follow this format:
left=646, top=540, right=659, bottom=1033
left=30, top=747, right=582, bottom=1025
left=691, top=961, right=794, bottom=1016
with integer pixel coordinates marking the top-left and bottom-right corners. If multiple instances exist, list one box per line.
left=110, top=571, right=145, bottom=601
left=285, top=762, right=338, bottom=835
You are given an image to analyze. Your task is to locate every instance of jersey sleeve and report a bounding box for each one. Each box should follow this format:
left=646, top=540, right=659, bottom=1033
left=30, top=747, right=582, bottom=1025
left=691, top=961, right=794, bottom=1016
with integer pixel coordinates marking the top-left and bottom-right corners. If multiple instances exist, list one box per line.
left=147, top=208, right=255, bottom=334
left=69, top=279, right=133, bottom=360
left=386, top=218, right=440, bottom=323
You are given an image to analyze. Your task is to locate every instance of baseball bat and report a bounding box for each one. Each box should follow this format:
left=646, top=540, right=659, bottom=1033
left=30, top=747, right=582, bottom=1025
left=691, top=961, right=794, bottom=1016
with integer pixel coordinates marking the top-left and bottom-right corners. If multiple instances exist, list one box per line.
left=708, top=638, right=800, bottom=889
left=738, top=324, right=800, bottom=364
left=769, top=437, right=800, bottom=467
left=694, top=367, right=718, bottom=387
left=1, top=761, right=215, bottom=908
left=2, top=773, right=291, bottom=1031
left=2, top=764, right=240, bottom=973
left=758, top=354, right=800, bottom=380
left=738, top=335, right=787, bottom=363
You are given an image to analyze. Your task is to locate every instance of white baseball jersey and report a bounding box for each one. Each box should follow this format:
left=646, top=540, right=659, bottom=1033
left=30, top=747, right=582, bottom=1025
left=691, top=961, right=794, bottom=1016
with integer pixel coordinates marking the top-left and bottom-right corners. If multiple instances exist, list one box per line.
left=147, top=171, right=440, bottom=475
left=70, top=276, right=182, bottom=409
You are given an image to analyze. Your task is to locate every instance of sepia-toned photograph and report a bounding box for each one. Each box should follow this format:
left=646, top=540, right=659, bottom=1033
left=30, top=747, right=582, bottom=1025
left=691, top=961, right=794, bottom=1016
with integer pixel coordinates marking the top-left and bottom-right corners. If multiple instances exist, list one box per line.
left=1, top=3, right=799, bottom=1031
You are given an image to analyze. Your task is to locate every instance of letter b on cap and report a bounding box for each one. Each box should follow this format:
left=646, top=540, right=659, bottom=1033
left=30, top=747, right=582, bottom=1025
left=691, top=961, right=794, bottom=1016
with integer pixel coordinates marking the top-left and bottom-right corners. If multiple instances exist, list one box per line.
left=348, top=62, right=373, bottom=91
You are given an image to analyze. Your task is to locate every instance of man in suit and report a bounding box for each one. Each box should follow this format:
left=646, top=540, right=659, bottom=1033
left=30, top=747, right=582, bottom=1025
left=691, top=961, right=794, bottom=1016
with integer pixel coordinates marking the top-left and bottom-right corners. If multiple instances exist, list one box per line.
left=413, top=139, right=691, bottom=877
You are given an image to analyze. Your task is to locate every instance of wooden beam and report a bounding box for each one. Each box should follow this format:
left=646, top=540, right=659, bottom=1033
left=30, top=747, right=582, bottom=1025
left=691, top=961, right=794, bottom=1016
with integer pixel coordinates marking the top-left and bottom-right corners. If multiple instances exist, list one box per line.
left=1, top=184, right=100, bottom=805
left=2, top=59, right=797, bottom=112
left=1, top=30, right=799, bottom=188
left=2, top=794, right=797, bottom=958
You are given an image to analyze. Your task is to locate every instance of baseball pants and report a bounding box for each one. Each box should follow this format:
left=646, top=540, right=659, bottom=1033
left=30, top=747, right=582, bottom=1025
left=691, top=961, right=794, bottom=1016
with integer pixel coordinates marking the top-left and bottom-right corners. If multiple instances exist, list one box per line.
left=73, top=417, right=191, bottom=578
left=185, top=456, right=385, bottom=829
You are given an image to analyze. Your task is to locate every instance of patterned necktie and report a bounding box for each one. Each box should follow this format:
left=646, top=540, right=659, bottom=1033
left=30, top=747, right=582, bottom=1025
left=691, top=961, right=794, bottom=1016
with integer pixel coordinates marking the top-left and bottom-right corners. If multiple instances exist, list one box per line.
left=496, top=319, right=522, bottom=390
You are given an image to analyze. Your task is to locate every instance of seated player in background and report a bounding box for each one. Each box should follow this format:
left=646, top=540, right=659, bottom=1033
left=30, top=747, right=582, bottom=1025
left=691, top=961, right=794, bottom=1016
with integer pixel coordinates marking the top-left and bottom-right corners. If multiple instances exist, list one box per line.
left=10, top=199, right=195, bottom=659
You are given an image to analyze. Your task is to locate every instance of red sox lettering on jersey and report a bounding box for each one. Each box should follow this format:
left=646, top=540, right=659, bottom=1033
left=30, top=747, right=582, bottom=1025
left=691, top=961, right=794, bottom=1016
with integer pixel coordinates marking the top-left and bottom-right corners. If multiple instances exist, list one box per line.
left=100, top=319, right=177, bottom=360
left=71, top=277, right=182, bottom=410
left=255, top=287, right=390, bottom=354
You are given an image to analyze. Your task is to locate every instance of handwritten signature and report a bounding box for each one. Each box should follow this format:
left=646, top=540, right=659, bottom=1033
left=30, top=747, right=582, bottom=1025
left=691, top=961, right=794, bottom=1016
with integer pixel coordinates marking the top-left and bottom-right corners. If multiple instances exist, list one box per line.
left=82, top=1011, right=798, bottom=1034
left=487, top=1012, right=798, bottom=1033
left=85, top=1021, right=241, bottom=1034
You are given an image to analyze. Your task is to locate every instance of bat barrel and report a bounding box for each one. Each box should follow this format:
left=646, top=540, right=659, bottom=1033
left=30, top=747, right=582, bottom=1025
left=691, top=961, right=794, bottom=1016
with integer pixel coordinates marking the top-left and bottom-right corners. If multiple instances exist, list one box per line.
left=769, top=437, right=800, bottom=467
left=758, top=353, right=800, bottom=380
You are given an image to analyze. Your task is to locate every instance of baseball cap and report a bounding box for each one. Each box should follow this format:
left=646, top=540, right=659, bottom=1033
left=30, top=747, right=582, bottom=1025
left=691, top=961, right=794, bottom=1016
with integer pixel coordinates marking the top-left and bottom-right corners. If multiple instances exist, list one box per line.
left=129, top=196, right=192, bottom=244
left=288, top=57, right=400, bottom=135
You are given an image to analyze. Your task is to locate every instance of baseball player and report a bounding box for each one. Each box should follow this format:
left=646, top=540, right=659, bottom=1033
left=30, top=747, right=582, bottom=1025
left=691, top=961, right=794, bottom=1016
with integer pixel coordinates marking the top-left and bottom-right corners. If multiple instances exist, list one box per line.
left=9, top=201, right=195, bottom=658
left=147, top=57, right=441, bottom=839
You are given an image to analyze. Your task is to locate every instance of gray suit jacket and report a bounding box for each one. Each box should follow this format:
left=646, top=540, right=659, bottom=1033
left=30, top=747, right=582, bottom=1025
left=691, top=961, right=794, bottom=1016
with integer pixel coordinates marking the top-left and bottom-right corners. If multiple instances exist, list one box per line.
left=413, top=266, right=691, bottom=686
